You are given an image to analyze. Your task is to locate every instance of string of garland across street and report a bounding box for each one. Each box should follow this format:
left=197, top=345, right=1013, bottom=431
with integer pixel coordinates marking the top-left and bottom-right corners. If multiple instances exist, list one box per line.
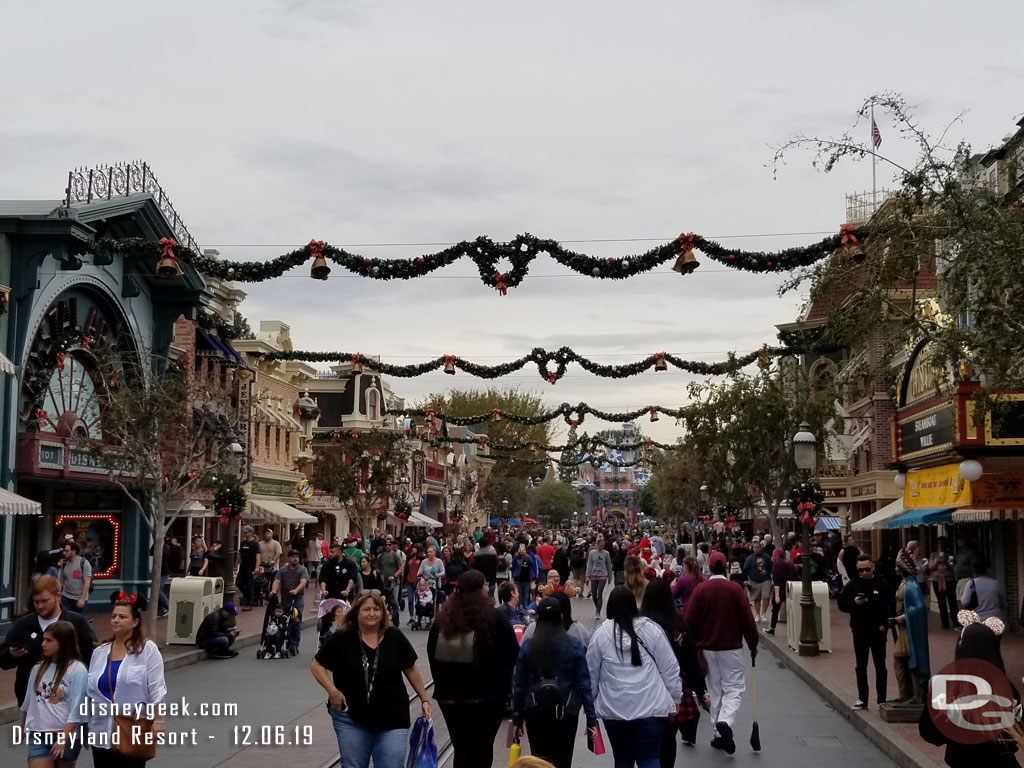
left=95, top=225, right=865, bottom=293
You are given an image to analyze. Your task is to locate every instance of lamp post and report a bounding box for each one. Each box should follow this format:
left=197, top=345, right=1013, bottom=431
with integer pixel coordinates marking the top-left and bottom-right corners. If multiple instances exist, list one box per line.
left=793, top=422, right=819, bottom=657
left=222, top=440, right=246, bottom=605
left=502, top=498, right=509, bottom=526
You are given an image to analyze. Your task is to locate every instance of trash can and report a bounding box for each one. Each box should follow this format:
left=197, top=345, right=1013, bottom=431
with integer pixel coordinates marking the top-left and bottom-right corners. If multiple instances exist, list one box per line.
left=167, top=576, right=225, bottom=645
left=785, top=580, right=832, bottom=652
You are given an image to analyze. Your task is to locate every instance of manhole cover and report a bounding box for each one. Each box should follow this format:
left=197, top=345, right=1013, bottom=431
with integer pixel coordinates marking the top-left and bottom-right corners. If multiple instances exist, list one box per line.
left=797, top=736, right=843, bottom=750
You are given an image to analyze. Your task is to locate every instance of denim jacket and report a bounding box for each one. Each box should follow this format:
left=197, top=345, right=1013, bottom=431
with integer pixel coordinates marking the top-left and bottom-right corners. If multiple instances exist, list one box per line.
left=512, top=553, right=540, bottom=581
left=512, top=634, right=597, bottom=726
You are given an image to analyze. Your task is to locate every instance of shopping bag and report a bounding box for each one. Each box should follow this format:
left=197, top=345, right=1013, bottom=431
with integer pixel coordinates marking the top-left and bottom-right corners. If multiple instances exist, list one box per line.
left=509, top=740, right=521, bottom=764
left=407, top=716, right=438, bottom=768
left=587, top=722, right=606, bottom=755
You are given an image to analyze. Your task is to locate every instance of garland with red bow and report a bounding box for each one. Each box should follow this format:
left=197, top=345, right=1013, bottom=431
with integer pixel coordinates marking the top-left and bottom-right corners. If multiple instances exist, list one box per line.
left=93, top=227, right=861, bottom=290
left=787, top=480, right=826, bottom=529
left=213, top=480, right=247, bottom=523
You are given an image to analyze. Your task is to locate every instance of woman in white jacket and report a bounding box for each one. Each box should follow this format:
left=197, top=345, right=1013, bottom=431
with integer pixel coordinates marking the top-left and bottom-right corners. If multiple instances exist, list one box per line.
left=586, top=586, right=681, bottom=768
left=86, top=592, right=167, bottom=767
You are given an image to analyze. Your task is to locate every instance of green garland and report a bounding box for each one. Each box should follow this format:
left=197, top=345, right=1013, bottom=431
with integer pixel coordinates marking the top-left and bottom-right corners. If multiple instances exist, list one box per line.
left=196, top=309, right=249, bottom=341
left=94, top=229, right=859, bottom=292
left=265, top=344, right=796, bottom=382
left=23, top=328, right=110, bottom=428
left=394, top=401, right=690, bottom=427
left=213, top=480, right=247, bottom=520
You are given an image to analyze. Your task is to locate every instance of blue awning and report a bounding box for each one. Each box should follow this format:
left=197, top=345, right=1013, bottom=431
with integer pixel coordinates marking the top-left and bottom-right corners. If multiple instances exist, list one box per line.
left=196, top=330, right=226, bottom=358
left=219, top=338, right=244, bottom=365
left=815, top=516, right=842, bottom=532
left=887, top=507, right=956, bottom=529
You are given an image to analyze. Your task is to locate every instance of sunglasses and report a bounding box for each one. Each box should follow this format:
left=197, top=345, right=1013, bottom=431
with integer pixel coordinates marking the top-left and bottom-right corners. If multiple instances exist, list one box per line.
left=856, top=567, right=873, bottom=573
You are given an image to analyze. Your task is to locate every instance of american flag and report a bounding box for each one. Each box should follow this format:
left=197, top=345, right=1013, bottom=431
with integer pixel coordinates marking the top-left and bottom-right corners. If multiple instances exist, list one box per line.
left=871, top=118, right=882, bottom=149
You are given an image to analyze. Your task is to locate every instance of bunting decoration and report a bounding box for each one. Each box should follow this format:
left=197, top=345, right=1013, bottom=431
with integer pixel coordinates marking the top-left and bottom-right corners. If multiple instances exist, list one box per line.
left=95, top=227, right=858, bottom=291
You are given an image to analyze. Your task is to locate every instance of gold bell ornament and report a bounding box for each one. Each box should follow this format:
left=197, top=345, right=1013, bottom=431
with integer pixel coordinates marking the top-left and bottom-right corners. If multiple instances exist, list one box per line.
left=309, top=239, right=331, bottom=280
left=672, top=232, right=700, bottom=275
left=156, top=238, right=182, bottom=278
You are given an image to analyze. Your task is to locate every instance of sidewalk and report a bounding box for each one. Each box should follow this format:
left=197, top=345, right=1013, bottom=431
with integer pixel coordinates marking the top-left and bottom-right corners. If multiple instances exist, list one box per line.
left=759, top=599, right=1024, bottom=768
left=0, top=589, right=319, bottom=725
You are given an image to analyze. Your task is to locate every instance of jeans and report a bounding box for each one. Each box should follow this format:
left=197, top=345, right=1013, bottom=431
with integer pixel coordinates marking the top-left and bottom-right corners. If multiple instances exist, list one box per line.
left=933, top=581, right=958, bottom=628
left=517, top=581, right=532, bottom=607
left=590, top=578, right=607, bottom=614
left=852, top=628, right=888, bottom=704
left=438, top=701, right=504, bottom=768
left=199, top=635, right=233, bottom=653
left=329, top=708, right=407, bottom=768
left=603, top=716, right=665, bottom=768
left=60, top=595, right=83, bottom=614
left=526, top=713, right=578, bottom=768
left=407, top=584, right=417, bottom=618
left=236, top=569, right=255, bottom=606
left=158, top=572, right=170, bottom=612
left=770, top=589, right=783, bottom=630
left=290, top=608, right=303, bottom=650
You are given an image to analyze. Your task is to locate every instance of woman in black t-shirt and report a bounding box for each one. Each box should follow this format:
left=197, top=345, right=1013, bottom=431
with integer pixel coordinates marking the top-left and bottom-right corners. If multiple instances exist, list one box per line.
left=312, top=591, right=431, bottom=768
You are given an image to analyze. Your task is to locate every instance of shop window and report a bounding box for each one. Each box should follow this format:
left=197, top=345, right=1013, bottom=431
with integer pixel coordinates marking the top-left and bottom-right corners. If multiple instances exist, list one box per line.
left=367, top=389, right=379, bottom=421
left=265, top=424, right=271, bottom=455
left=285, top=431, right=291, bottom=461
left=275, top=427, right=281, bottom=459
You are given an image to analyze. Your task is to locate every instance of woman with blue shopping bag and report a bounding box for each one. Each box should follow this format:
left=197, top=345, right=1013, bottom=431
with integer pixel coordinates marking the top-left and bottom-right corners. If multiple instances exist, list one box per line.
left=313, top=592, right=431, bottom=768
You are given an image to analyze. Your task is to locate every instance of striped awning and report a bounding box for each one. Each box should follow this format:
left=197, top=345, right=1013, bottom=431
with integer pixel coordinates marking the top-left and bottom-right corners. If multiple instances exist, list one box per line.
left=0, top=487, right=42, bottom=516
left=815, top=516, right=842, bottom=532
left=0, top=352, right=15, bottom=376
left=249, top=498, right=317, bottom=524
left=952, top=509, right=992, bottom=523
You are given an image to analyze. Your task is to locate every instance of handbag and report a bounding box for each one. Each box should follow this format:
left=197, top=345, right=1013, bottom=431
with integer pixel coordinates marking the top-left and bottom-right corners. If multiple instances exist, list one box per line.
left=109, top=659, right=156, bottom=761
left=963, top=578, right=979, bottom=610
left=407, top=716, right=438, bottom=768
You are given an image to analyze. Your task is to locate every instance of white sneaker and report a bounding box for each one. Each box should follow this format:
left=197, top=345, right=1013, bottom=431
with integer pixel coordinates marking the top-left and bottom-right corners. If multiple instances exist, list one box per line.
left=753, top=613, right=761, bottom=623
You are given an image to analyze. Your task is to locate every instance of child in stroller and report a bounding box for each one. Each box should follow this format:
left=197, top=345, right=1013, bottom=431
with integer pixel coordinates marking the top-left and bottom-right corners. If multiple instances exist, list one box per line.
left=257, top=595, right=299, bottom=659
left=316, top=598, right=348, bottom=648
left=412, top=577, right=436, bottom=630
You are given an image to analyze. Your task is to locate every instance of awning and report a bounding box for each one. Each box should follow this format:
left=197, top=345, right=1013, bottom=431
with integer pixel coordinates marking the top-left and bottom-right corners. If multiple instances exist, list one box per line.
left=0, top=352, right=15, bottom=376
left=952, top=509, right=992, bottom=523
left=406, top=511, right=442, bottom=528
left=219, top=338, right=244, bottom=365
left=250, top=498, right=317, bottom=524
left=0, top=487, right=42, bottom=516
left=851, top=498, right=904, bottom=531
left=887, top=507, right=956, bottom=529
left=815, top=516, right=842, bottom=532
left=196, top=330, right=227, bottom=359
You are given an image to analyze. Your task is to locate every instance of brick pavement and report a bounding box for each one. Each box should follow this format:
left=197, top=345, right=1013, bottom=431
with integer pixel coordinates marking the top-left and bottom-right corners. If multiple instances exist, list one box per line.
left=759, top=598, right=1024, bottom=768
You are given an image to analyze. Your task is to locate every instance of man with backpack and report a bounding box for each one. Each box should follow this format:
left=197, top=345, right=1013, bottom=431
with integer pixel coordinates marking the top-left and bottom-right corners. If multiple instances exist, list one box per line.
left=569, top=539, right=588, bottom=598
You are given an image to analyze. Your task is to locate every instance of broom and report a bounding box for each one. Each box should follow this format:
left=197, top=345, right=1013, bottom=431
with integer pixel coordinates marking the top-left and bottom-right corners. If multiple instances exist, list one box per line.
left=750, top=655, right=761, bottom=751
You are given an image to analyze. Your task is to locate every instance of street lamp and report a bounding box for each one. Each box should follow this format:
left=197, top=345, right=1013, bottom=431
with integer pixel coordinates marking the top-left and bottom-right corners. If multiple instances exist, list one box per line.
left=793, top=422, right=819, bottom=657
left=502, top=498, right=509, bottom=523
left=221, top=440, right=247, bottom=604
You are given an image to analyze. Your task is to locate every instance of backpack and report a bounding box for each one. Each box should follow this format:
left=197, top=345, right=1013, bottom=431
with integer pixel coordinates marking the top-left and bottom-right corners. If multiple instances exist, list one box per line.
left=570, top=546, right=586, bottom=567
left=729, top=561, right=742, bottom=577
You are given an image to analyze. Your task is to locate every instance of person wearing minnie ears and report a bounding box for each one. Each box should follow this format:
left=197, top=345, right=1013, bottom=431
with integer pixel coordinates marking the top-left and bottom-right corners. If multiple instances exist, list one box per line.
left=1, top=576, right=96, bottom=709
left=86, top=592, right=166, bottom=767
left=19, top=619, right=88, bottom=767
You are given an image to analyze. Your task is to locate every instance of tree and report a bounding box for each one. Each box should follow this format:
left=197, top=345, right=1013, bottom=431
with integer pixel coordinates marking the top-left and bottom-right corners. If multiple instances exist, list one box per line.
left=417, top=387, right=553, bottom=520
left=772, top=93, right=1024, bottom=394
left=306, top=430, right=410, bottom=538
left=645, top=448, right=702, bottom=531
left=79, top=339, right=242, bottom=638
left=682, top=365, right=836, bottom=539
left=526, top=481, right=581, bottom=524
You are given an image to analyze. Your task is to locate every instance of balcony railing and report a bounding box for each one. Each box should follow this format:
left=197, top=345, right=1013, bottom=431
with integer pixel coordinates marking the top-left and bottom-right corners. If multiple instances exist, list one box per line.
left=845, top=190, right=893, bottom=224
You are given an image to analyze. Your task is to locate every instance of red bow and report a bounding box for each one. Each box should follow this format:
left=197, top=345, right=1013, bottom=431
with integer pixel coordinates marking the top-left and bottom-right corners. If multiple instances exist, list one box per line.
left=116, top=591, right=137, bottom=604
left=478, top=436, right=486, bottom=448
left=81, top=335, right=92, bottom=351
left=35, top=408, right=47, bottom=428
left=494, top=272, right=508, bottom=296
left=548, top=371, right=557, bottom=385
left=55, top=353, right=65, bottom=371
left=351, top=430, right=359, bottom=439
left=678, top=232, right=695, bottom=251
left=797, top=500, right=817, bottom=527
left=839, top=225, right=859, bottom=246
left=159, top=238, right=178, bottom=261
left=308, top=239, right=325, bottom=259
left=570, top=419, right=578, bottom=429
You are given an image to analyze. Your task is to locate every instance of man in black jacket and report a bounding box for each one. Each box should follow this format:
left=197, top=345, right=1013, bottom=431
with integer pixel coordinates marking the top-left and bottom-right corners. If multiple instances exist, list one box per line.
left=196, top=602, right=240, bottom=658
left=0, top=575, right=96, bottom=706
left=837, top=554, right=896, bottom=710
left=319, top=543, right=361, bottom=600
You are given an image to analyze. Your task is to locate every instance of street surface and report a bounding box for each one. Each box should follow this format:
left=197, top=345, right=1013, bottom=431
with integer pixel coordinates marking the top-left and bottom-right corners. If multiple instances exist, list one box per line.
left=0, top=589, right=892, bottom=767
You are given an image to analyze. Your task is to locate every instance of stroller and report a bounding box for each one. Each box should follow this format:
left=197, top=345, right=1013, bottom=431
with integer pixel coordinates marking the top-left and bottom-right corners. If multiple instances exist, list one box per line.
left=252, top=563, right=275, bottom=607
left=411, top=577, right=439, bottom=631
left=256, top=595, right=299, bottom=659
left=316, top=598, right=348, bottom=649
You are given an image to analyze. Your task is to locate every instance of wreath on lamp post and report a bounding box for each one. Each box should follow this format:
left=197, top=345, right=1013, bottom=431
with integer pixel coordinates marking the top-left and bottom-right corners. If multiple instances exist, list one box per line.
left=787, top=480, right=825, bottom=529
left=214, top=480, right=247, bottom=523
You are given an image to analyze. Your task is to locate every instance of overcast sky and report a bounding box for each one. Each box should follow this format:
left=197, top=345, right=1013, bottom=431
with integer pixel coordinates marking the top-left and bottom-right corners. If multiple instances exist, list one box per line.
left=2, top=1, right=1021, bottom=446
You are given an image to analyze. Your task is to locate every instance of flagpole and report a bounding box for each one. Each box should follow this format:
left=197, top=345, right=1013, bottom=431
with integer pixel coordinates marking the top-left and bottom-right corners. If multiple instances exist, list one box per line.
left=871, top=103, right=877, bottom=208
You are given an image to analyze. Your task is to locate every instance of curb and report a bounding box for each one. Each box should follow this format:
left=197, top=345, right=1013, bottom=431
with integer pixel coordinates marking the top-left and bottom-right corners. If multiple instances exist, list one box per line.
left=0, top=616, right=317, bottom=726
left=760, top=630, right=939, bottom=768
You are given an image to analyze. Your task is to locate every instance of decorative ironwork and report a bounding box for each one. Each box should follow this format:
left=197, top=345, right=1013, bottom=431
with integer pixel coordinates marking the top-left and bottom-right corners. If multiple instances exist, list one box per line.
left=64, top=161, right=201, bottom=254
left=845, top=189, right=893, bottom=225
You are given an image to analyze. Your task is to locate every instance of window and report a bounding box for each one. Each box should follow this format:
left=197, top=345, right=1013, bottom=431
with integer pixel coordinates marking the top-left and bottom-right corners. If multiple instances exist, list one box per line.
left=285, top=431, right=291, bottom=461
left=367, top=389, right=379, bottom=421
left=264, top=424, right=271, bottom=455
left=275, top=428, right=281, bottom=459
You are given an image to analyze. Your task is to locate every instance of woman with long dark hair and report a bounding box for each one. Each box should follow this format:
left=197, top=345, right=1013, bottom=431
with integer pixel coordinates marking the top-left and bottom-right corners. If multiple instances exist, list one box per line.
left=359, top=556, right=384, bottom=594
left=428, top=570, right=519, bottom=768
left=522, top=589, right=591, bottom=647
left=587, top=586, right=681, bottom=768
left=641, top=579, right=708, bottom=764
left=766, top=546, right=796, bottom=636
left=86, top=593, right=166, bottom=767
left=20, top=620, right=88, bottom=767
left=512, top=598, right=597, bottom=768
left=920, top=619, right=1020, bottom=767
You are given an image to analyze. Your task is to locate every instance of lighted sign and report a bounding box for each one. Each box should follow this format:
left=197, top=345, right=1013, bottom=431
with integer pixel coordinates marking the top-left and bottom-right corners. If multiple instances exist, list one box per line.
left=54, top=514, right=121, bottom=579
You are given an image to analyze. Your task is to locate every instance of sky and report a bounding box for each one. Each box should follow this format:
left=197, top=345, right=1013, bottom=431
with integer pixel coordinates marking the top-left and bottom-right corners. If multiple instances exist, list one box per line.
left=2, top=0, right=1021, bottom=447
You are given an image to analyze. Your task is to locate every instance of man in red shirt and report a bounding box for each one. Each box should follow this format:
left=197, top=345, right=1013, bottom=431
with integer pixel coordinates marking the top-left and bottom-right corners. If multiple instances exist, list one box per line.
left=684, top=551, right=758, bottom=755
left=535, top=537, right=556, bottom=583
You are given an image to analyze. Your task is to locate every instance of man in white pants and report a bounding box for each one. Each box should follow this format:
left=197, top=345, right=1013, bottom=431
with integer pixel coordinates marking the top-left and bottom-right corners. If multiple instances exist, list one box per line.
left=684, top=550, right=759, bottom=754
